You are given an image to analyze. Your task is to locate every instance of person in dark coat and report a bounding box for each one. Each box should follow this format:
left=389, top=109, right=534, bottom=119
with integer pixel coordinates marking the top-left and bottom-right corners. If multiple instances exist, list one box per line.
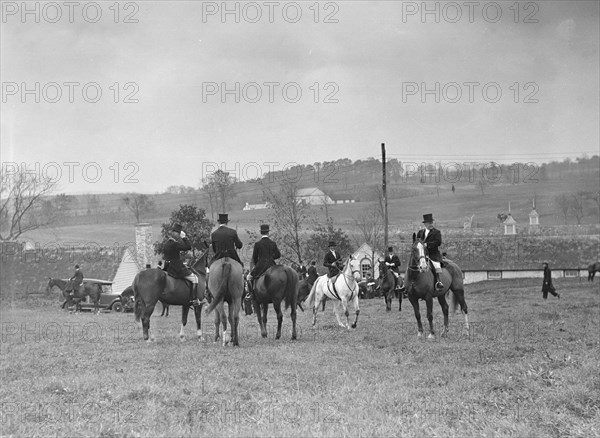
left=66, top=265, right=84, bottom=306
left=324, top=241, right=343, bottom=278
left=210, top=213, right=243, bottom=266
left=416, top=213, right=444, bottom=290
left=297, top=262, right=307, bottom=279
left=163, top=223, right=202, bottom=307
left=247, top=224, right=281, bottom=298
left=384, top=246, right=402, bottom=291
left=542, top=263, right=560, bottom=299
left=307, top=260, right=319, bottom=286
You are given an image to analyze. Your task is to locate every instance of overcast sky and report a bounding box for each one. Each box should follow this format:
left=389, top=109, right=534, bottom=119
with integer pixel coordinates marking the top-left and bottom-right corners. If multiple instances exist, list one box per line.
left=1, top=1, right=598, bottom=194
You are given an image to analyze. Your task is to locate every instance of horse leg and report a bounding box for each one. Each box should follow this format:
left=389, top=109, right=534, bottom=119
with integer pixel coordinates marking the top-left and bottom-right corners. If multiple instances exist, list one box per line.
left=193, top=305, right=203, bottom=340
left=437, top=295, right=449, bottom=337
left=214, top=306, right=221, bottom=343
left=342, top=298, right=351, bottom=329
left=230, top=299, right=241, bottom=347
left=452, top=288, right=470, bottom=333
left=142, top=303, right=157, bottom=342
left=261, top=303, right=269, bottom=338
left=351, top=295, right=360, bottom=329
left=180, top=305, right=190, bottom=342
left=273, top=300, right=283, bottom=340
left=409, top=296, right=424, bottom=337
left=333, top=301, right=345, bottom=328
left=425, top=297, right=435, bottom=338
left=254, top=301, right=265, bottom=338
left=398, top=289, right=402, bottom=312
left=290, top=299, right=297, bottom=340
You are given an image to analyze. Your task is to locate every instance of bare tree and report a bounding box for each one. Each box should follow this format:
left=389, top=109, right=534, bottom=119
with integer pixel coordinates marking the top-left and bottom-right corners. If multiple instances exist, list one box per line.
left=201, top=170, right=235, bottom=218
left=555, top=194, right=570, bottom=224
left=570, top=191, right=586, bottom=224
left=0, top=167, right=57, bottom=241
left=262, top=180, right=311, bottom=264
left=122, top=194, right=155, bottom=223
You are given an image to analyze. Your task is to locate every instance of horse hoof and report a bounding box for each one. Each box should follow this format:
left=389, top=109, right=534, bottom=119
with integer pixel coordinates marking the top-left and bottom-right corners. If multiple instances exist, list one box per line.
left=351, top=323, right=357, bottom=329
left=427, top=334, right=435, bottom=339
left=417, top=332, right=423, bottom=338
left=180, top=336, right=185, bottom=342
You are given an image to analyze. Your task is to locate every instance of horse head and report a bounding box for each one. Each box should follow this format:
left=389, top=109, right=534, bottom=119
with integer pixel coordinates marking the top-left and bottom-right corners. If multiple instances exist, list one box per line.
left=342, top=255, right=361, bottom=282
left=411, top=233, right=429, bottom=272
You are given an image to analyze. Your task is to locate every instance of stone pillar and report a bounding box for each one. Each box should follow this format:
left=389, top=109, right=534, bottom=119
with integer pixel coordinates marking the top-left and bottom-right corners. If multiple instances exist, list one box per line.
left=135, top=223, right=153, bottom=269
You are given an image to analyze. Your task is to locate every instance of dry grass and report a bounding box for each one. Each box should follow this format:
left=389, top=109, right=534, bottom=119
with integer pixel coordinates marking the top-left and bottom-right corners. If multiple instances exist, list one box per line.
left=1, top=279, right=599, bottom=437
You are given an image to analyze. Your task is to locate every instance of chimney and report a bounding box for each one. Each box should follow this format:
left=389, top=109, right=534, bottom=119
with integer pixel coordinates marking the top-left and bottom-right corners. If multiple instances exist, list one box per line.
left=135, top=223, right=153, bottom=269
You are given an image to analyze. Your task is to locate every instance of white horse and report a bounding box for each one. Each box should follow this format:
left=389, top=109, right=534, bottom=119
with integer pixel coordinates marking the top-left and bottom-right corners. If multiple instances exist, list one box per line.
left=304, top=256, right=361, bottom=329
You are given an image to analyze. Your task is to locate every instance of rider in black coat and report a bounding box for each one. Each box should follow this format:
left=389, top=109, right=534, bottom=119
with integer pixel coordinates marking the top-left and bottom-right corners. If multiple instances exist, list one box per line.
left=324, top=241, right=343, bottom=278
left=210, top=213, right=243, bottom=266
left=163, top=223, right=202, bottom=306
left=247, top=224, right=281, bottom=298
left=416, top=213, right=444, bottom=290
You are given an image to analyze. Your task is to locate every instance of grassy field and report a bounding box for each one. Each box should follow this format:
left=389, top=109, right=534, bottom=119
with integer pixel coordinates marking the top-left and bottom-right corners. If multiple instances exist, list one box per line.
left=1, top=278, right=599, bottom=437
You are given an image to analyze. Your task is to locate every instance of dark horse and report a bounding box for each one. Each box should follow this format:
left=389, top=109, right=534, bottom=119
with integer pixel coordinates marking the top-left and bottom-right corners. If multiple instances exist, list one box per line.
left=405, top=234, right=469, bottom=338
left=588, top=262, right=600, bottom=282
left=133, top=252, right=208, bottom=342
left=205, top=257, right=244, bottom=346
left=297, top=279, right=325, bottom=312
left=251, top=265, right=299, bottom=340
left=46, top=277, right=102, bottom=313
left=378, top=263, right=402, bottom=312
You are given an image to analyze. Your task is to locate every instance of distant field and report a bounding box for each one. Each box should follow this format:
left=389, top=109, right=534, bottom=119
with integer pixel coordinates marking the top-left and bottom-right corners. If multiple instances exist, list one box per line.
left=20, top=175, right=600, bottom=250
left=1, top=278, right=599, bottom=437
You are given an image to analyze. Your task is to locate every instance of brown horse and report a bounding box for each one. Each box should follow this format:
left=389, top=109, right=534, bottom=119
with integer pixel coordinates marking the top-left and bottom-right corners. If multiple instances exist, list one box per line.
left=378, top=263, right=401, bottom=312
left=205, top=257, right=244, bottom=346
left=133, top=252, right=208, bottom=342
left=405, top=233, right=469, bottom=338
left=588, top=262, right=600, bottom=282
left=46, top=277, right=102, bottom=313
left=251, top=265, right=299, bottom=340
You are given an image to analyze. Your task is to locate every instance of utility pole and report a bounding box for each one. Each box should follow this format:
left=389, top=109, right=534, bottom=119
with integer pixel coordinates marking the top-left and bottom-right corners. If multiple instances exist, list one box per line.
left=382, top=143, right=388, bottom=250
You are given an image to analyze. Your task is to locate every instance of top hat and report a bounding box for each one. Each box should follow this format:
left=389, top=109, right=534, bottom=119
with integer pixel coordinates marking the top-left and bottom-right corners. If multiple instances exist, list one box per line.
left=328, top=241, right=337, bottom=247
left=75, top=265, right=80, bottom=269
left=260, top=224, right=270, bottom=233
left=217, top=213, right=229, bottom=224
left=422, top=213, right=434, bottom=223
left=387, top=246, right=394, bottom=252
left=172, top=223, right=183, bottom=233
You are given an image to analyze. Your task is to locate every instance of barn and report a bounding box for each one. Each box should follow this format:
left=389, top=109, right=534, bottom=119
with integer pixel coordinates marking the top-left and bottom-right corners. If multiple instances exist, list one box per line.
left=295, top=187, right=334, bottom=206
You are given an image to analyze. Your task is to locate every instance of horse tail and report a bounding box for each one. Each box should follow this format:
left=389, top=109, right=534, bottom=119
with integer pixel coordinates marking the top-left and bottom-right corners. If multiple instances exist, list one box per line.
left=205, top=262, right=230, bottom=314
left=305, top=278, right=318, bottom=309
left=133, top=275, right=144, bottom=322
left=449, top=290, right=458, bottom=314
left=283, top=267, right=299, bottom=311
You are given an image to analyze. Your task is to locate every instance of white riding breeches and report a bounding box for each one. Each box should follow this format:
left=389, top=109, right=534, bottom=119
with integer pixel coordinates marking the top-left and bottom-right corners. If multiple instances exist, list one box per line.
left=431, top=260, right=442, bottom=272
left=185, top=273, right=198, bottom=284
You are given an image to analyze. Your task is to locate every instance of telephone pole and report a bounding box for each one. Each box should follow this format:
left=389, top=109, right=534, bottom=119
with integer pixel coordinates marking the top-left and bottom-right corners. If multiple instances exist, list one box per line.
left=382, top=143, right=388, bottom=249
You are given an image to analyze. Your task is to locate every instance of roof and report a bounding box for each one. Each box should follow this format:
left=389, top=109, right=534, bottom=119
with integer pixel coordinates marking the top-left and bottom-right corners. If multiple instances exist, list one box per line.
left=62, top=278, right=113, bottom=285
left=529, top=209, right=539, bottom=217
left=504, top=214, right=517, bottom=224
left=296, top=187, right=325, bottom=197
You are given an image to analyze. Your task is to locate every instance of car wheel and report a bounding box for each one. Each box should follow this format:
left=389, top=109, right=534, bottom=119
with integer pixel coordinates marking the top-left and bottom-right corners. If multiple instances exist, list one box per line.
left=111, top=302, right=123, bottom=312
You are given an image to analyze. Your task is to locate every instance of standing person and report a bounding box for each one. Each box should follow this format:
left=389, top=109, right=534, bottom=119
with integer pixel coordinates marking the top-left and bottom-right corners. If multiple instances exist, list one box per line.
left=297, top=262, right=307, bottom=279
left=416, top=213, right=444, bottom=290
left=324, top=241, right=343, bottom=278
left=542, top=262, right=560, bottom=299
left=247, top=224, right=281, bottom=299
left=210, top=213, right=243, bottom=266
left=307, top=260, right=319, bottom=286
left=163, top=223, right=202, bottom=307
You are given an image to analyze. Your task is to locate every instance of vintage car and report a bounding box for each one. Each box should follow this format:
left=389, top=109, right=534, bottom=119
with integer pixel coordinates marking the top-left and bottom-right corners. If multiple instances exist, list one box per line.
left=72, top=279, right=133, bottom=312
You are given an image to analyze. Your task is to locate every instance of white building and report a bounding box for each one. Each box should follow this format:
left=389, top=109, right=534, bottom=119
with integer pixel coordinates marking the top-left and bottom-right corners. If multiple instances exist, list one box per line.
left=296, top=187, right=333, bottom=206
left=351, top=243, right=384, bottom=280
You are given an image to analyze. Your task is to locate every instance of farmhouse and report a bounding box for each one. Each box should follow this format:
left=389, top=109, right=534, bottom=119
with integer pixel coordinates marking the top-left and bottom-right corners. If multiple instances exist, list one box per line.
left=296, top=187, right=333, bottom=206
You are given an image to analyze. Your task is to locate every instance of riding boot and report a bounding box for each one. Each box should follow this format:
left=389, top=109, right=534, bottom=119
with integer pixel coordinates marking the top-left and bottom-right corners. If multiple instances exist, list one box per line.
left=190, top=283, right=201, bottom=307
left=434, top=269, right=444, bottom=290
left=246, top=277, right=255, bottom=300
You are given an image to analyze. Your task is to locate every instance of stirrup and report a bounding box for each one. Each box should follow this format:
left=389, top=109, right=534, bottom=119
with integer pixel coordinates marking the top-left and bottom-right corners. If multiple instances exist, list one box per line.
left=435, top=281, right=444, bottom=290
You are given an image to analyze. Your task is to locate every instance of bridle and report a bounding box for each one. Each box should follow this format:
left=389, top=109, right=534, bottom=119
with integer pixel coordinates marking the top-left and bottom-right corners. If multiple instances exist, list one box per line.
left=407, top=240, right=429, bottom=273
